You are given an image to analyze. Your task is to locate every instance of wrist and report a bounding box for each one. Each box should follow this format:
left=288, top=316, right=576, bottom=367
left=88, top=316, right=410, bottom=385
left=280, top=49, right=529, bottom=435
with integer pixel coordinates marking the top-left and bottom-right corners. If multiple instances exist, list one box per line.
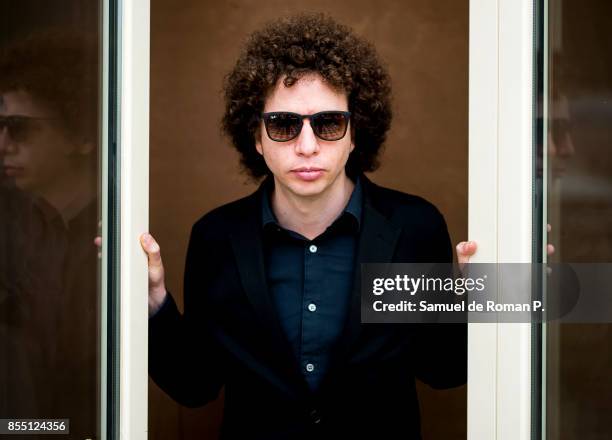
left=149, top=287, right=167, bottom=316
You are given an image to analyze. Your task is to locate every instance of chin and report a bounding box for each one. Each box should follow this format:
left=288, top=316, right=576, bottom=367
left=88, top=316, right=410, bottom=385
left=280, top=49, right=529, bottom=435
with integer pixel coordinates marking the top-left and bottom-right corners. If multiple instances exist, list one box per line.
left=291, top=184, right=325, bottom=197
left=285, top=178, right=328, bottom=197
left=14, top=176, right=36, bottom=193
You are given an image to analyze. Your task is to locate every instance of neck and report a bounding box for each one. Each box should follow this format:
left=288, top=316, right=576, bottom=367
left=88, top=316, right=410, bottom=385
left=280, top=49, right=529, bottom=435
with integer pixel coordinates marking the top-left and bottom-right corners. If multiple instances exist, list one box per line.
left=271, top=172, right=355, bottom=240
left=36, top=166, right=96, bottom=224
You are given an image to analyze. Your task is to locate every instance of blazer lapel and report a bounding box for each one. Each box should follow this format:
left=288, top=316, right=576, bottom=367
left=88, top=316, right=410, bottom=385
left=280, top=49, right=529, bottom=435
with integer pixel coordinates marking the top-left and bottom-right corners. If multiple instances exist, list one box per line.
left=229, top=179, right=310, bottom=396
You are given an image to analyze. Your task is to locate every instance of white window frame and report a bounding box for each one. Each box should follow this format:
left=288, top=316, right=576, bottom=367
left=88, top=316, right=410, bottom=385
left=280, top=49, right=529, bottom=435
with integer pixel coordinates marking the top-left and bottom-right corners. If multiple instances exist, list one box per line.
left=119, top=0, right=150, bottom=437
left=106, top=0, right=150, bottom=439
left=468, top=0, right=536, bottom=439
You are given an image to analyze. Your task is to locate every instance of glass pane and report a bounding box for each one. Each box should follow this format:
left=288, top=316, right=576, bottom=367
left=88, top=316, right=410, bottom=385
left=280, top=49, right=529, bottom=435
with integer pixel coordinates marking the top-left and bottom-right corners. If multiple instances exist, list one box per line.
left=0, top=2, right=104, bottom=438
left=148, top=2, right=468, bottom=439
left=538, top=0, right=612, bottom=438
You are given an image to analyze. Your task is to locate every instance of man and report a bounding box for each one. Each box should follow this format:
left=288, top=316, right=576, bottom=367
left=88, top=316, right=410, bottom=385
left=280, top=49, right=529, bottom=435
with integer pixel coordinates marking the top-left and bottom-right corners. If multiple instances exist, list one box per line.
left=0, top=31, right=99, bottom=438
left=145, top=13, right=476, bottom=439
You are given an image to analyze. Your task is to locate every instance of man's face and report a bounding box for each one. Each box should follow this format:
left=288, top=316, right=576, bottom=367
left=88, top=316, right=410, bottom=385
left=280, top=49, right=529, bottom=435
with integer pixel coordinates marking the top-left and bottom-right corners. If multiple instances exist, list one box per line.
left=256, top=74, right=354, bottom=199
left=0, top=90, right=79, bottom=193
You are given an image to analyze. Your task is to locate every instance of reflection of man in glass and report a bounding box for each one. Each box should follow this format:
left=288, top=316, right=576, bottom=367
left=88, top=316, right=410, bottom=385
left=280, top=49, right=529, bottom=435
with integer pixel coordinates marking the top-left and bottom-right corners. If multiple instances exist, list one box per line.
left=0, top=31, right=98, bottom=438
left=145, top=14, right=474, bottom=438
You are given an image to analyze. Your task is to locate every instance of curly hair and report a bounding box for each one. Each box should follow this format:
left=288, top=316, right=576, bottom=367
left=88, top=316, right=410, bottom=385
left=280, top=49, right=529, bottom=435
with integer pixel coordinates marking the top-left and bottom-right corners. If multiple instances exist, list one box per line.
left=222, top=13, right=392, bottom=180
left=0, top=29, right=98, bottom=144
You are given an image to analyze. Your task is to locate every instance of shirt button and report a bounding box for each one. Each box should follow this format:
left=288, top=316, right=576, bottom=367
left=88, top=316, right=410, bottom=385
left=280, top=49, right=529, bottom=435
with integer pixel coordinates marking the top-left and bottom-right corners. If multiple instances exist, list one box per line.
left=307, top=303, right=317, bottom=312
left=310, top=409, right=322, bottom=424
left=309, top=244, right=318, bottom=253
left=305, top=363, right=315, bottom=373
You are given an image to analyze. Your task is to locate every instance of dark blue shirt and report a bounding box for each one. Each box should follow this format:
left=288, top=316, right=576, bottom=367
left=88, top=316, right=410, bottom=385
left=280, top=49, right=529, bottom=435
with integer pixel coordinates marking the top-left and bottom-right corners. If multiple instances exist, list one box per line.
left=261, top=176, right=362, bottom=391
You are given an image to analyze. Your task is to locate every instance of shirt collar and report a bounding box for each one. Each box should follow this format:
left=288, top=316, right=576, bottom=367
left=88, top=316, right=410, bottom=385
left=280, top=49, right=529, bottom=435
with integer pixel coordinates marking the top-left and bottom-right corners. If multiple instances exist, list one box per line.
left=261, top=174, right=363, bottom=232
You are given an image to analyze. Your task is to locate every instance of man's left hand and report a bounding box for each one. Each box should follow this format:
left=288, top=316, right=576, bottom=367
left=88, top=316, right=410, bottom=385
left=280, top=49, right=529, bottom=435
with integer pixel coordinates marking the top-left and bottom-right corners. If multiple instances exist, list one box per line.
left=456, top=241, right=477, bottom=272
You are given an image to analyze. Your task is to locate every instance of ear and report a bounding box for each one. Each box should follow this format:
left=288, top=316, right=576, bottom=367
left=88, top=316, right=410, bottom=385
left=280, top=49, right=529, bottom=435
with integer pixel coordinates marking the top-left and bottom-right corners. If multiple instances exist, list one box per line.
left=255, top=130, right=264, bottom=156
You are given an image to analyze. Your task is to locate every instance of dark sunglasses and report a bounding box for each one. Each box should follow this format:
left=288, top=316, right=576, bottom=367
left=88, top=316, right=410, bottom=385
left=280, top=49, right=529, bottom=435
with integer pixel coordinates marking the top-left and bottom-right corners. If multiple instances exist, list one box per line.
left=261, top=111, right=351, bottom=142
left=0, top=115, right=51, bottom=143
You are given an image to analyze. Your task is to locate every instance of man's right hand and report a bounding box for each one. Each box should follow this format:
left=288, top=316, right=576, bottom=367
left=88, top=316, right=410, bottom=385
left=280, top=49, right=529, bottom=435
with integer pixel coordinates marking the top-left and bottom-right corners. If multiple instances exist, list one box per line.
left=139, top=233, right=168, bottom=316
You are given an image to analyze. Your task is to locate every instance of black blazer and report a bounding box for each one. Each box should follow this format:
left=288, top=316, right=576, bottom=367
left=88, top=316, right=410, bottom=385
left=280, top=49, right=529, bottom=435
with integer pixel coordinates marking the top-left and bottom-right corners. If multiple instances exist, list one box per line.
left=149, top=174, right=467, bottom=440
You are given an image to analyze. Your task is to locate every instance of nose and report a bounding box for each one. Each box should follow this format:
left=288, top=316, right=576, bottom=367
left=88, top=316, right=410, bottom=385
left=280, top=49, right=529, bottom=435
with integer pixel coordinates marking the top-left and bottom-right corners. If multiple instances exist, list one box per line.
left=0, top=126, right=8, bottom=154
left=294, top=119, right=319, bottom=157
left=0, top=127, right=16, bottom=155
left=556, top=132, right=575, bottom=158
left=548, top=130, right=575, bottom=159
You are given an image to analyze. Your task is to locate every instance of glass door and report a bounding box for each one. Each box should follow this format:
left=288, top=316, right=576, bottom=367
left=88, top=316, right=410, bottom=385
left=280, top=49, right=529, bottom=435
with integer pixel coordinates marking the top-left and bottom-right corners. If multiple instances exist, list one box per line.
left=0, top=2, right=108, bottom=438
left=0, top=1, right=149, bottom=438
left=536, top=0, right=612, bottom=438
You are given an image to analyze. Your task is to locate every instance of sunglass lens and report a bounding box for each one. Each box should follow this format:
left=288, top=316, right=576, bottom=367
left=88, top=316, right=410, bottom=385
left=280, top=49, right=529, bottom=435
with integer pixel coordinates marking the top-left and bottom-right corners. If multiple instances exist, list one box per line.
left=266, top=113, right=301, bottom=141
left=312, top=113, right=348, bottom=141
left=0, top=117, right=33, bottom=142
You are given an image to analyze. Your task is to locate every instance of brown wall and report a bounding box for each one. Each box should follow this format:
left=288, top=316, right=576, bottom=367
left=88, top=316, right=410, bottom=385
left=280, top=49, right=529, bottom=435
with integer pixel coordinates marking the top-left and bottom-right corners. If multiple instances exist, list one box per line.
left=149, top=1, right=468, bottom=438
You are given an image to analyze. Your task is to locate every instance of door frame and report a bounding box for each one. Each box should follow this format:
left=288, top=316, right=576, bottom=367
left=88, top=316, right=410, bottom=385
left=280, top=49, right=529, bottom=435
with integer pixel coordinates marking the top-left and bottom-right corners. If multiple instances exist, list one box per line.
left=468, top=0, right=536, bottom=439
left=114, top=0, right=539, bottom=438
left=110, top=0, right=150, bottom=438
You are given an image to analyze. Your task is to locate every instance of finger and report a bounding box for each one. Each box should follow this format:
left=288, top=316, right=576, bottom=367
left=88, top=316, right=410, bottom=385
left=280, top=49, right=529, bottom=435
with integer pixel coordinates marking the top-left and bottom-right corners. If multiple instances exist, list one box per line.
left=456, top=242, right=477, bottom=277
left=547, top=243, right=555, bottom=256
left=95, top=238, right=102, bottom=258
left=547, top=223, right=552, bottom=233
left=140, top=233, right=163, bottom=268
left=456, top=241, right=477, bottom=263
left=93, top=236, right=102, bottom=259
